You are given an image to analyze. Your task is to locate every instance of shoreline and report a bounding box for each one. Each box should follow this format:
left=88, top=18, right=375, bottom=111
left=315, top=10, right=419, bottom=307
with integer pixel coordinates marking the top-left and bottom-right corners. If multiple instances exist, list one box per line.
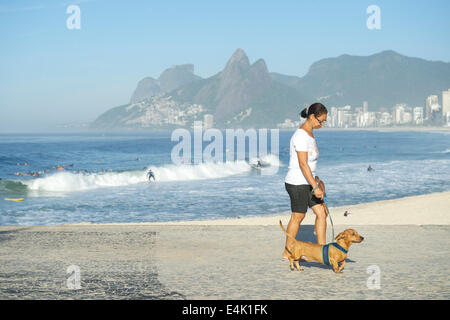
left=1, top=191, right=448, bottom=228
left=59, top=191, right=450, bottom=227
left=1, top=126, right=449, bottom=135
left=321, top=126, right=450, bottom=132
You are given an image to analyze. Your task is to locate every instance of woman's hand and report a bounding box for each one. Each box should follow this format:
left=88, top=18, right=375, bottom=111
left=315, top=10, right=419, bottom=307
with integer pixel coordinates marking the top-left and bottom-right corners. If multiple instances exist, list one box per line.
left=313, top=186, right=324, bottom=200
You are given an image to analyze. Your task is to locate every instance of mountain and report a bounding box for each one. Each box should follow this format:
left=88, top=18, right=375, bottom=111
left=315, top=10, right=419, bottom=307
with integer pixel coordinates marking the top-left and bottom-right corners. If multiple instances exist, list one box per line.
left=91, top=49, right=450, bottom=129
left=130, top=64, right=202, bottom=103
left=91, top=49, right=307, bottom=129
left=168, top=48, right=307, bottom=126
left=271, top=50, right=450, bottom=110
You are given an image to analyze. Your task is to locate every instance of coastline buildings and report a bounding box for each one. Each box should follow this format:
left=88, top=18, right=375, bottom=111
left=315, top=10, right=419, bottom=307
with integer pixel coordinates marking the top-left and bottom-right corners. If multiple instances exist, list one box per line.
left=277, top=118, right=301, bottom=128
left=203, top=114, right=214, bottom=129
left=413, top=107, right=424, bottom=125
left=325, top=103, right=425, bottom=128
left=278, top=93, right=449, bottom=128
left=129, top=88, right=450, bottom=129
left=426, top=95, right=438, bottom=120
left=275, top=89, right=450, bottom=128
left=443, top=89, right=450, bottom=125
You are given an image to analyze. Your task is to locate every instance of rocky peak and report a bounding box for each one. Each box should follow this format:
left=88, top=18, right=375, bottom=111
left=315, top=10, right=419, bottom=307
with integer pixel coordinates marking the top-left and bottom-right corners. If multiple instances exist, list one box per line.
left=249, top=59, right=269, bottom=76
left=130, top=64, right=201, bottom=103
left=158, top=64, right=200, bottom=92
left=221, top=48, right=251, bottom=79
left=130, top=77, right=160, bottom=103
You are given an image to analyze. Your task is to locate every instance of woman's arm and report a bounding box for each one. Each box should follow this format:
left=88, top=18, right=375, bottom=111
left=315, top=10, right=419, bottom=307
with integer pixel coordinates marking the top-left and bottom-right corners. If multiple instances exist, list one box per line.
left=297, top=151, right=324, bottom=199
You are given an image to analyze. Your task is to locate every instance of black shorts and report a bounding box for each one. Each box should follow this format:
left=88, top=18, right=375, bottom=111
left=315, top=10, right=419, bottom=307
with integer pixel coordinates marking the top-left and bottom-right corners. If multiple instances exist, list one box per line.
left=285, top=182, right=324, bottom=213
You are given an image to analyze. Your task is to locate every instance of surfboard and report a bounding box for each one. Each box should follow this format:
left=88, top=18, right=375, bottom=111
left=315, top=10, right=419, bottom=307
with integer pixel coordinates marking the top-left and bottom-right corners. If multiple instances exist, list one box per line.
left=4, top=198, right=24, bottom=202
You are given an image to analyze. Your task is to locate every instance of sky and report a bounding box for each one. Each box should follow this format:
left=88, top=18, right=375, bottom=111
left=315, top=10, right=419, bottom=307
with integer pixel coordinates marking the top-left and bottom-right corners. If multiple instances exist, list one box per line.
left=0, top=0, right=449, bottom=132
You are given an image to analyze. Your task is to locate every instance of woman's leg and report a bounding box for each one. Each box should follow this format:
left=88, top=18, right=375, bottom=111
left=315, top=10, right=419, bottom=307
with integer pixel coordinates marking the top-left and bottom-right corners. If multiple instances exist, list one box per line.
left=283, top=212, right=305, bottom=259
left=311, top=204, right=327, bottom=245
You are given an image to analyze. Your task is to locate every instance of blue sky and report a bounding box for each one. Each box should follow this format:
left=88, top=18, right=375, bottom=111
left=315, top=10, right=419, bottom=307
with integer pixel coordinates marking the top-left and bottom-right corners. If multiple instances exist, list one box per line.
left=0, top=0, right=449, bottom=131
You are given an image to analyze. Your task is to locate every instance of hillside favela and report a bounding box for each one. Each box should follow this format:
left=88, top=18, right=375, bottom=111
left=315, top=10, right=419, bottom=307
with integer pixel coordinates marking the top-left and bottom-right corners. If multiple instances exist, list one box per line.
left=89, top=48, right=450, bottom=131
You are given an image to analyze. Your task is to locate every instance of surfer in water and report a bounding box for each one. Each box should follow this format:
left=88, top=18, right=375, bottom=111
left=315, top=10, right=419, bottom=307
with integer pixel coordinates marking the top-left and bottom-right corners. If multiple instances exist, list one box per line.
left=147, top=169, right=155, bottom=181
left=257, top=160, right=263, bottom=168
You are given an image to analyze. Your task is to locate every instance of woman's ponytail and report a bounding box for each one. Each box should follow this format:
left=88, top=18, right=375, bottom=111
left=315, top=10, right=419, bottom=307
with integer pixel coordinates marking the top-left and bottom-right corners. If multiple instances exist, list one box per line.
left=300, top=106, right=309, bottom=118
left=300, top=103, right=327, bottom=119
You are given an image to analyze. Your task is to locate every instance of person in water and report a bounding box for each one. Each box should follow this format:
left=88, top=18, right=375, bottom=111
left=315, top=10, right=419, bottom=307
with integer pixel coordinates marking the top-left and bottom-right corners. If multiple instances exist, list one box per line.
left=147, top=169, right=155, bottom=181
left=283, top=102, right=328, bottom=260
left=367, top=165, right=374, bottom=172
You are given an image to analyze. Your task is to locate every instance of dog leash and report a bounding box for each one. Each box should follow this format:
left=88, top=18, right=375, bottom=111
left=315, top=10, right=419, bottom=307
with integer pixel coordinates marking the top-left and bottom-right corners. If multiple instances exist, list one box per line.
left=312, top=185, right=335, bottom=240
left=323, top=200, right=335, bottom=241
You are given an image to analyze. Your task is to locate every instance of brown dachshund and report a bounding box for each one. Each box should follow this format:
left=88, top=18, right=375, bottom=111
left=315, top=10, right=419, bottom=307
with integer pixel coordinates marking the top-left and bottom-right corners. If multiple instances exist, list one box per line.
left=280, top=220, right=364, bottom=273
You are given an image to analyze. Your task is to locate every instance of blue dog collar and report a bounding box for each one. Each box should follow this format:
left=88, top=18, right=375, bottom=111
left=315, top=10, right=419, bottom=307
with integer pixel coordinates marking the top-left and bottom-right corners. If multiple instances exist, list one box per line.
left=322, top=243, right=348, bottom=266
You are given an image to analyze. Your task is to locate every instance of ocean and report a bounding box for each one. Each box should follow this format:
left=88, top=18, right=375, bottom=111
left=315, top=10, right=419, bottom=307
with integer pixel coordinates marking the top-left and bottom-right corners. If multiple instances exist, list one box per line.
left=0, top=129, right=449, bottom=225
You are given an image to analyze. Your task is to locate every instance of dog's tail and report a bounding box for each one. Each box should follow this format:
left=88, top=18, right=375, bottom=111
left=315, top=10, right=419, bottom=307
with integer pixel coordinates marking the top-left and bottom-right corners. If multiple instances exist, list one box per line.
left=279, top=220, right=297, bottom=241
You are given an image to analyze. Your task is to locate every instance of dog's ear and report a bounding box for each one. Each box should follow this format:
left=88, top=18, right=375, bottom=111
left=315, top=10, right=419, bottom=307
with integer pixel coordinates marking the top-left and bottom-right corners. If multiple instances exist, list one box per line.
left=335, top=232, right=346, bottom=241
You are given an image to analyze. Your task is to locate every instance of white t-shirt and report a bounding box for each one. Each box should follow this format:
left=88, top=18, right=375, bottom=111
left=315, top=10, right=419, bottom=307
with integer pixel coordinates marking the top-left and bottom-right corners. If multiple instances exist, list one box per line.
left=285, top=128, right=319, bottom=185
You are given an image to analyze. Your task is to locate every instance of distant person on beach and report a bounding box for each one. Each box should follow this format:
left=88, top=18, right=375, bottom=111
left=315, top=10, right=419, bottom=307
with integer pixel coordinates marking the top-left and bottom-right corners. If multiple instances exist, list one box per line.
left=283, top=102, right=328, bottom=260
left=147, top=169, right=155, bottom=181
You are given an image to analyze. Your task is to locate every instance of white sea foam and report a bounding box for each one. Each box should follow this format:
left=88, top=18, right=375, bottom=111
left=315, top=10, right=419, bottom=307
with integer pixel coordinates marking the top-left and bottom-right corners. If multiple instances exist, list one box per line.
left=22, top=160, right=253, bottom=192
left=151, top=160, right=251, bottom=182
left=23, top=170, right=144, bottom=192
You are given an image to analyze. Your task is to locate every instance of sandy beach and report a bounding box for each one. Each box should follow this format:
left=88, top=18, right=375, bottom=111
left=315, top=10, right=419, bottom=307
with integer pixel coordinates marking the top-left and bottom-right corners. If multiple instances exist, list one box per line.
left=0, top=191, right=449, bottom=299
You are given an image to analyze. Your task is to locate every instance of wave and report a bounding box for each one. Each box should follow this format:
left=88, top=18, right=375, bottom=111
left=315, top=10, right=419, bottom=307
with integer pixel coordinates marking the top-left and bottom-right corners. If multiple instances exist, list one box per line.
left=15, top=160, right=254, bottom=193
left=0, top=180, right=28, bottom=194
left=433, top=149, right=450, bottom=154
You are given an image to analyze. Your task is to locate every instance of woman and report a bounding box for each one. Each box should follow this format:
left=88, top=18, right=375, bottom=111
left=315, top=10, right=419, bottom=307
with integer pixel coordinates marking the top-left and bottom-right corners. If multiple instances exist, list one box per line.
left=283, top=102, right=328, bottom=259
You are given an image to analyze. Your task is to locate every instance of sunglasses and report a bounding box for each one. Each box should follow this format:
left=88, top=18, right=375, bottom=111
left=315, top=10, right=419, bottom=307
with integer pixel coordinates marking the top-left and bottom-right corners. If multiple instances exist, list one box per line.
left=315, top=116, right=327, bottom=125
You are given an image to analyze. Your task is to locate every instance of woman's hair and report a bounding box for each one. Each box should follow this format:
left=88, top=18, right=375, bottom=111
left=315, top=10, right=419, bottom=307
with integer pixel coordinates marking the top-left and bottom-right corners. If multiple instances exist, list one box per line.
left=300, top=102, right=328, bottom=119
